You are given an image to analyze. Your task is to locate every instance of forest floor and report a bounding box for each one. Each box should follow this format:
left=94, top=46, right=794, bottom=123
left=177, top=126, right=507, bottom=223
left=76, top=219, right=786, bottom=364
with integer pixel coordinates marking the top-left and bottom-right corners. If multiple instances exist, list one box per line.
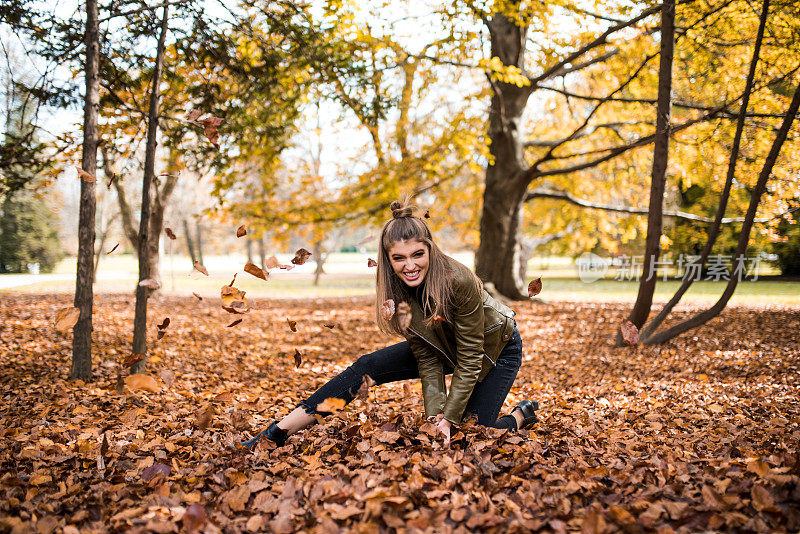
left=0, top=293, right=798, bottom=533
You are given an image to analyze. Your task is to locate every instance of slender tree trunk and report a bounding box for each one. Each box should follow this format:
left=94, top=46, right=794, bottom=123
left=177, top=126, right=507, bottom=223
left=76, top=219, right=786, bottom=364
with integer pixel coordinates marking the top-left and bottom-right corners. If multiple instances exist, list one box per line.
left=246, top=238, right=253, bottom=263
left=195, top=220, right=204, bottom=265
left=645, top=81, right=800, bottom=345
left=131, top=6, right=169, bottom=374
left=312, top=241, right=325, bottom=286
left=258, top=236, right=266, bottom=269
left=616, top=0, right=675, bottom=346
left=182, top=218, right=196, bottom=263
left=71, top=0, right=100, bottom=380
left=640, top=0, right=770, bottom=342
left=93, top=212, right=119, bottom=278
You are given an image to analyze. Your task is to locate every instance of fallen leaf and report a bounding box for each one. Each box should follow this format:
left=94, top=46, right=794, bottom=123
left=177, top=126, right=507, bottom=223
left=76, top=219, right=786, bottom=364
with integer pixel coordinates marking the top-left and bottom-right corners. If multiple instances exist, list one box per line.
left=367, top=258, right=377, bottom=267
left=196, top=406, right=215, bottom=429
left=751, top=484, right=777, bottom=512
left=528, top=277, right=542, bottom=297
left=620, top=320, right=639, bottom=346
left=396, top=302, right=412, bottom=330
left=244, top=262, right=268, bottom=280
left=287, top=318, right=297, bottom=332
left=317, top=397, right=346, bottom=413
left=198, top=116, right=224, bottom=148
left=236, top=225, right=247, bottom=238
left=381, top=299, right=396, bottom=321
left=186, top=108, right=203, bottom=122
left=192, top=292, right=203, bottom=300
left=139, top=278, right=161, bottom=290
left=293, top=349, right=302, bottom=367
left=54, top=307, right=81, bottom=332
left=106, top=243, right=119, bottom=255
left=182, top=503, right=207, bottom=533
left=124, top=374, right=160, bottom=393
left=193, top=261, right=209, bottom=276
left=165, top=228, right=177, bottom=240
left=141, top=462, right=171, bottom=482
left=227, top=318, right=243, bottom=328
left=291, top=248, right=312, bottom=265
left=75, top=166, right=96, bottom=183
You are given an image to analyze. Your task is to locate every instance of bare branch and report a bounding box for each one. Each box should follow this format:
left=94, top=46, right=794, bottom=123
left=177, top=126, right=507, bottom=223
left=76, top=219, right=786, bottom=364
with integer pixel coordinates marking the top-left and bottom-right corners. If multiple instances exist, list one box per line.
left=98, top=0, right=195, bottom=23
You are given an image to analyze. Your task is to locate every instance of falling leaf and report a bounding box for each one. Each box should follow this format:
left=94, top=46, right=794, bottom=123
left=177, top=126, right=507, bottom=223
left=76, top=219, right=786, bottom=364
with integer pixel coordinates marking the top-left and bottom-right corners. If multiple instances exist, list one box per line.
left=186, top=108, right=203, bottom=122
left=244, top=262, right=268, bottom=281
left=396, top=301, right=412, bottom=330
left=193, top=261, right=209, bottom=276
left=424, top=209, right=431, bottom=219
left=75, top=166, right=96, bottom=183
left=431, top=314, right=445, bottom=324
left=265, top=255, right=280, bottom=269
left=156, top=330, right=166, bottom=340
left=164, top=227, right=177, bottom=240
left=106, top=243, right=119, bottom=255
left=221, top=285, right=248, bottom=314
left=227, top=318, right=243, bottom=328
left=198, top=116, right=224, bottom=148
left=367, top=258, right=377, bottom=267
left=54, top=307, right=81, bottom=332
left=293, top=349, right=302, bottom=367
left=357, top=234, right=375, bottom=246
left=287, top=318, right=298, bottom=332
left=141, top=462, right=171, bottom=482
left=317, top=397, right=346, bottom=413
left=528, top=277, right=542, bottom=297
left=291, top=248, right=312, bottom=265
left=139, top=278, right=161, bottom=290
left=236, top=225, right=247, bottom=238
left=182, top=503, right=207, bottom=534
left=122, top=353, right=145, bottom=368
left=323, top=323, right=336, bottom=329
left=192, top=292, right=203, bottom=300
left=381, top=299, right=396, bottom=321
left=620, top=320, right=639, bottom=346
left=157, top=317, right=170, bottom=331
left=124, top=374, right=160, bottom=393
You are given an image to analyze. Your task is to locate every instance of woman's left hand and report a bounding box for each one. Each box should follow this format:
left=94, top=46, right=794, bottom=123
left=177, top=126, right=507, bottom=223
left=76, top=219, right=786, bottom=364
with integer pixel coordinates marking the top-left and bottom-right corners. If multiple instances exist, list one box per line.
left=435, top=417, right=451, bottom=447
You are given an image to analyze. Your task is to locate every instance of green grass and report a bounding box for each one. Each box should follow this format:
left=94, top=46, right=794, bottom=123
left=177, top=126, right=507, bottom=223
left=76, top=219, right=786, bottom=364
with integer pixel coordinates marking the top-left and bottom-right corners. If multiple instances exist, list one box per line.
left=3, top=253, right=798, bottom=305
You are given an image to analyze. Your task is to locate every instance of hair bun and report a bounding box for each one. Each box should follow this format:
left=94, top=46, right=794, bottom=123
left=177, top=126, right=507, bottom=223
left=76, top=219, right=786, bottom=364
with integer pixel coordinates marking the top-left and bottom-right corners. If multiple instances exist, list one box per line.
left=390, top=201, right=413, bottom=219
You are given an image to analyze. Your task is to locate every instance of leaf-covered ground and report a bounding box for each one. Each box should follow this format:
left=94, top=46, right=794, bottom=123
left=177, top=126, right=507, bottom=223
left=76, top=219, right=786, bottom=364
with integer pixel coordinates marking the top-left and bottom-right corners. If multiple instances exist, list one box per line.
left=1, top=293, right=799, bottom=533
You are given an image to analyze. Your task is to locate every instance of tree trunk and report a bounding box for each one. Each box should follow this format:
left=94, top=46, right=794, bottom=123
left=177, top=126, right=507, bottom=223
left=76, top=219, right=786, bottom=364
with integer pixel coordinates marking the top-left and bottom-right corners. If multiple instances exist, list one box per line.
left=640, top=0, right=769, bottom=342
left=93, top=212, right=119, bottom=278
left=474, top=13, right=535, bottom=300
left=131, top=6, right=169, bottom=375
left=71, top=0, right=100, bottom=380
left=195, top=220, right=204, bottom=265
left=312, top=241, right=325, bottom=286
left=246, top=238, right=253, bottom=263
left=182, top=218, right=196, bottom=263
left=645, top=80, right=800, bottom=345
left=616, top=0, right=675, bottom=346
left=258, top=236, right=266, bottom=269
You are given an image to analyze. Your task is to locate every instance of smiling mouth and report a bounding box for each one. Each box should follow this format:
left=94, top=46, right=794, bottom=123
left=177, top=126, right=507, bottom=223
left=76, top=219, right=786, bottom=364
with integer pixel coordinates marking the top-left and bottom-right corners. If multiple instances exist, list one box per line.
left=403, top=270, right=421, bottom=281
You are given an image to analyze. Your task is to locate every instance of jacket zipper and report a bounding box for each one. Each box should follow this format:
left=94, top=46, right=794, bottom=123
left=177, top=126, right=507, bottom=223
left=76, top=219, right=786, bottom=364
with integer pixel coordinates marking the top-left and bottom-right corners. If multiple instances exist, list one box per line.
left=408, top=326, right=458, bottom=369
left=484, top=321, right=503, bottom=334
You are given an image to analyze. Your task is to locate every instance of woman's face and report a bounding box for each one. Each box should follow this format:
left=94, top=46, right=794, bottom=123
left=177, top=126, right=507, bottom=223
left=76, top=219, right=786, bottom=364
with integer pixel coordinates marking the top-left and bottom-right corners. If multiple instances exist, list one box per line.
left=387, top=239, right=429, bottom=288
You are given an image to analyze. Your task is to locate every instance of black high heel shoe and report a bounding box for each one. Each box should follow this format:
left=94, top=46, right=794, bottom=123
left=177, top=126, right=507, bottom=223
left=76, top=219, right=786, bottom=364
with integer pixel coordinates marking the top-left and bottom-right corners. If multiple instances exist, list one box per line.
left=240, top=421, right=288, bottom=451
left=513, top=400, right=539, bottom=430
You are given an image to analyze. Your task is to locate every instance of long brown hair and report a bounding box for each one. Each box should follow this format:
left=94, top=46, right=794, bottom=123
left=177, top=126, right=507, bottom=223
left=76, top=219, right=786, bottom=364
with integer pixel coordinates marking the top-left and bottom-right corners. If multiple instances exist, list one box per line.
left=375, top=198, right=481, bottom=336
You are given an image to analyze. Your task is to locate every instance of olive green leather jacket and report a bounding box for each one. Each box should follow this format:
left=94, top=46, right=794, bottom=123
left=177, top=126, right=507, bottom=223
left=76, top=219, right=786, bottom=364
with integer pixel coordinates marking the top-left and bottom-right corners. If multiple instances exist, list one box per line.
left=404, top=262, right=516, bottom=425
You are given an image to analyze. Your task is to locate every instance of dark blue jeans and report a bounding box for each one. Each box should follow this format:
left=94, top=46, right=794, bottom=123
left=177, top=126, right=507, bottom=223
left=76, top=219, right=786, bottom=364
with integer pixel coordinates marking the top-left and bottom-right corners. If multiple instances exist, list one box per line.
left=298, top=326, right=523, bottom=429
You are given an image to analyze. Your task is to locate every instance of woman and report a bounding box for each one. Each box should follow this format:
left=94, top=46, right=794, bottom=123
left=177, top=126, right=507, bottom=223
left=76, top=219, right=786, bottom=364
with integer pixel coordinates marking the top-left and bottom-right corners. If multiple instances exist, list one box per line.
left=242, top=200, right=538, bottom=450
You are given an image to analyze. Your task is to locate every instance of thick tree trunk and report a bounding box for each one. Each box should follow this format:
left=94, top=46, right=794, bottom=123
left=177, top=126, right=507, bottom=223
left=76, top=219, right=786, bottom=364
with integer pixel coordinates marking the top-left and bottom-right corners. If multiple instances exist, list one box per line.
left=71, top=0, right=100, bottom=380
left=640, top=0, right=769, bottom=342
left=616, top=0, right=675, bottom=346
left=182, top=218, right=197, bottom=263
left=131, top=6, right=169, bottom=374
left=645, top=80, right=800, bottom=344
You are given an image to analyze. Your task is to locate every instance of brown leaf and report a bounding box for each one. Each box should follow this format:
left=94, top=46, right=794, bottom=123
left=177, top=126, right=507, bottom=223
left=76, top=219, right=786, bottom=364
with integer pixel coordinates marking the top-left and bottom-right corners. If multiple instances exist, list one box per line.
left=192, top=292, right=203, bottom=300
left=100, top=432, right=109, bottom=458
left=367, top=258, right=377, bottom=267
left=287, top=318, right=298, bottom=332
left=423, top=209, right=431, bottom=219
left=198, top=116, right=224, bottom=148
left=244, top=262, right=268, bottom=281
left=181, top=504, right=206, bottom=534
left=293, top=349, right=302, bottom=367
left=138, top=278, right=161, bottom=290
left=396, top=301, right=412, bottom=330
left=141, top=462, right=171, bottom=482
left=164, top=227, right=177, bottom=240
left=291, top=248, right=312, bottom=265
left=381, top=299, right=396, bottom=321
left=185, top=108, right=203, bottom=122
left=122, top=353, right=145, bottom=368
left=581, top=507, right=606, bottom=534
left=620, top=320, right=639, bottom=346
left=193, top=261, right=209, bottom=276
left=751, top=484, right=777, bottom=512
left=156, top=330, right=166, bottom=340
left=323, top=323, right=336, bottom=329
left=528, top=277, right=542, bottom=297
left=106, top=243, right=119, bottom=255
left=54, top=307, right=80, bottom=332
left=115, top=373, right=125, bottom=394
left=159, top=369, right=175, bottom=387
left=157, top=317, right=170, bottom=330
left=125, top=374, right=160, bottom=393
left=196, top=406, right=215, bottom=429
left=317, top=397, right=345, bottom=413
left=75, top=166, right=96, bottom=183
left=236, top=225, right=247, bottom=238
left=265, top=255, right=280, bottom=269
left=221, top=285, right=248, bottom=313
left=227, top=318, right=243, bottom=328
